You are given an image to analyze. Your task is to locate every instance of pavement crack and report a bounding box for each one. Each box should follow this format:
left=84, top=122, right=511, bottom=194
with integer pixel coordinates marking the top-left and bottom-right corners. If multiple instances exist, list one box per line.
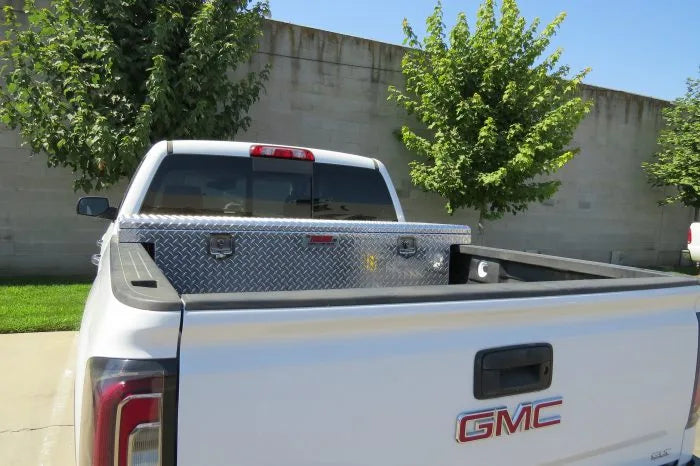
left=0, top=424, right=72, bottom=434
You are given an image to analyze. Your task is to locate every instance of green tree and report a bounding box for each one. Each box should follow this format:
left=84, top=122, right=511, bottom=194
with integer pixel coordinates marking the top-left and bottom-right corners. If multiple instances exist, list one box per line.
left=0, top=0, right=269, bottom=192
left=389, top=0, right=592, bottom=221
left=642, top=75, right=700, bottom=221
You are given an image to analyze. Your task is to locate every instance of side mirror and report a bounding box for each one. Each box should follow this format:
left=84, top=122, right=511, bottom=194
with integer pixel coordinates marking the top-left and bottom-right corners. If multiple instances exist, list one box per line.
left=76, top=197, right=117, bottom=220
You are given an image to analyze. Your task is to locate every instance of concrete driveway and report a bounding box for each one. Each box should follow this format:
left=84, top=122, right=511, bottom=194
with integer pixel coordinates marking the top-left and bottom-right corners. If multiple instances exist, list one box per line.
left=2, top=331, right=700, bottom=465
left=0, top=331, right=76, bottom=466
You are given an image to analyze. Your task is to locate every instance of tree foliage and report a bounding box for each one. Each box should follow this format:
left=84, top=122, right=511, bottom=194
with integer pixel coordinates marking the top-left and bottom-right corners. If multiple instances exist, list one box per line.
left=0, top=0, right=269, bottom=191
left=642, top=75, right=700, bottom=219
left=389, top=0, right=592, bottom=219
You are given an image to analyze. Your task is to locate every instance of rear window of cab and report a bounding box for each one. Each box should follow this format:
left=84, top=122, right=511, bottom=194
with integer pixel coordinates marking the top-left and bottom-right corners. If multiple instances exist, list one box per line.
left=140, top=154, right=397, bottom=221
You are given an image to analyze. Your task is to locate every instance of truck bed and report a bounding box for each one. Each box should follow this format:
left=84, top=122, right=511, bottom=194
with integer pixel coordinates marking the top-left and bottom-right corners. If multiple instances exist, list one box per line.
left=103, top=221, right=700, bottom=466
left=109, top=234, right=697, bottom=312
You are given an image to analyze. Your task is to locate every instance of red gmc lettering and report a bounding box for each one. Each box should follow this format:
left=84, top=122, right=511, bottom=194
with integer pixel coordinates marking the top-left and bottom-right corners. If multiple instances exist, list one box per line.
left=495, top=402, right=532, bottom=436
left=456, top=410, right=494, bottom=442
left=456, top=397, right=562, bottom=443
left=532, top=398, right=563, bottom=428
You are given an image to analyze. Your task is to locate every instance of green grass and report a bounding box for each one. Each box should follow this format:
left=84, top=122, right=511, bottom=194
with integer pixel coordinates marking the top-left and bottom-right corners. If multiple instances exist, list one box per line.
left=674, top=266, right=700, bottom=276
left=0, top=277, right=91, bottom=333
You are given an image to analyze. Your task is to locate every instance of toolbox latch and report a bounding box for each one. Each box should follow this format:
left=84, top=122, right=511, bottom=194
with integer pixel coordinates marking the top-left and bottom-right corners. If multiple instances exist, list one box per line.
left=209, top=233, right=234, bottom=259
left=398, top=236, right=417, bottom=258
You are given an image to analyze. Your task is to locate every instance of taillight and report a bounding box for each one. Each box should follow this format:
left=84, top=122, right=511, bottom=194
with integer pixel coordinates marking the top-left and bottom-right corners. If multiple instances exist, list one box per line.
left=250, top=144, right=314, bottom=161
left=689, top=227, right=693, bottom=245
left=79, top=358, right=177, bottom=466
left=686, top=313, right=700, bottom=428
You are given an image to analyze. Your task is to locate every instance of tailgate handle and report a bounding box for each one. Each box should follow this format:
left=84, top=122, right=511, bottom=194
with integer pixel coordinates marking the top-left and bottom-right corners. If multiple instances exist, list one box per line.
left=474, top=343, right=553, bottom=400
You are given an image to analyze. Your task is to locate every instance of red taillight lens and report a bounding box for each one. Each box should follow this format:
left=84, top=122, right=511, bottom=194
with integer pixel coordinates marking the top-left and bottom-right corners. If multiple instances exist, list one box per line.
left=79, top=358, right=176, bottom=466
left=116, top=394, right=161, bottom=466
left=687, top=313, right=700, bottom=428
left=94, top=378, right=162, bottom=466
left=250, top=144, right=314, bottom=161
left=689, top=228, right=693, bottom=245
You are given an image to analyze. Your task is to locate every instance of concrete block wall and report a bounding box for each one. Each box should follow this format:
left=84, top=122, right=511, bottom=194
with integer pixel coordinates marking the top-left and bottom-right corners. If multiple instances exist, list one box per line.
left=0, top=18, right=694, bottom=276
left=0, top=136, right=126, bottom=276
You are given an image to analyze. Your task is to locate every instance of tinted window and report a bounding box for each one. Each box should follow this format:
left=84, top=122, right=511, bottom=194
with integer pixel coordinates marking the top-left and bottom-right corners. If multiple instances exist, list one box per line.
left=312, top=164, right=396, bottom=221
left=140, top=154, right=396, bottom=221
left=141, top=154, right=311, bottom=217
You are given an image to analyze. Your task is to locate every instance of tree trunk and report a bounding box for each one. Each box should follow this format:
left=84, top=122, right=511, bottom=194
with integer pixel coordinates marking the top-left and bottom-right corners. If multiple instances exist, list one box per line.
left=476, top=210, right=486, bottom=245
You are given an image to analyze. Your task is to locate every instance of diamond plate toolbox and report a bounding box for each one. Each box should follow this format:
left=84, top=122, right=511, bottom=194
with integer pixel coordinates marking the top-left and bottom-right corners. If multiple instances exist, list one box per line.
left=118, top=215, right=471, bottom=294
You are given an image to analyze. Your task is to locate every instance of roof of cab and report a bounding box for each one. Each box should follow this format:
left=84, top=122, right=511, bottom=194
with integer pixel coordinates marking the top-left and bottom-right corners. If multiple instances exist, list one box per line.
left=170, top=140, right=376, bottom=170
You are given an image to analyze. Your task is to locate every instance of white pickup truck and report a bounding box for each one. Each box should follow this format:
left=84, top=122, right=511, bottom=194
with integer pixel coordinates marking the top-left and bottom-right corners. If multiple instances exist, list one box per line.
left=689, top=222, right=700, bottom=265
left=75, top=140, right=700, bottom=466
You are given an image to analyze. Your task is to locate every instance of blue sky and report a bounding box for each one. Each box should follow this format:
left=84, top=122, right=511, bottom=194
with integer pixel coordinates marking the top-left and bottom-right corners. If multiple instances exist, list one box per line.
left=268, top=0, right=699, bottom=101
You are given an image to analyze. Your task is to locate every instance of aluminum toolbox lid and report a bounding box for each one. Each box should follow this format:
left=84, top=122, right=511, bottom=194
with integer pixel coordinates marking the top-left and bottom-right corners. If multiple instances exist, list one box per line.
left=117, top=214, right=471, bottom=238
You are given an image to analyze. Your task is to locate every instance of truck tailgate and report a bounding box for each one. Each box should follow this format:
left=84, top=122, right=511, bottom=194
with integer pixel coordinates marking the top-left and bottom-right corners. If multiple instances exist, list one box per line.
left=177, top=285, right=699, bottom=465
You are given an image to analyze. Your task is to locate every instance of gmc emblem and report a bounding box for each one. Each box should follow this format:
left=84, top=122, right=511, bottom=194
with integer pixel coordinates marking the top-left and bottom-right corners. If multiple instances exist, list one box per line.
left=456, top=396, right=562, bottom=443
